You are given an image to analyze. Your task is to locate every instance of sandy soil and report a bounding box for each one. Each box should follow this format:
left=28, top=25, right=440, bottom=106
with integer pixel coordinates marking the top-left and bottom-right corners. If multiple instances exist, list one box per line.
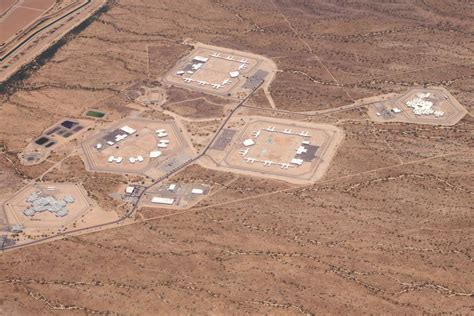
left=0, top=0, right=17, bottom=15
left=0, top=1, right=472, bottom=314
left=0, top=0, right=105, bottom=82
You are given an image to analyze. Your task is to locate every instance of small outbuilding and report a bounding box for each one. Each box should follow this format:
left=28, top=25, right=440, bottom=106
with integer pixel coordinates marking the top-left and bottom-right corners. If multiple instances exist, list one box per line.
left=243, top=139, right=255, bottom=147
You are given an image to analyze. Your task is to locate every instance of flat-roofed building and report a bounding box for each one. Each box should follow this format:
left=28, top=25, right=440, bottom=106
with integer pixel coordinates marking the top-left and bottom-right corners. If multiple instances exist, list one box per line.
left=243, top=139, right=255, bottom=147
left=193, top=56, right=208, bottom=63
left=151, top=197, right=175, bottom=205
left=120, top=126, right=136, bottom=135
left=191, top=188, right=204, bottom=194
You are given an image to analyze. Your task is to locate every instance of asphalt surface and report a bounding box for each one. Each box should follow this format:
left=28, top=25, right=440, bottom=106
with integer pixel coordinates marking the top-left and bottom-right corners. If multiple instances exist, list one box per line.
left=0, top=0, right=93, bottom=62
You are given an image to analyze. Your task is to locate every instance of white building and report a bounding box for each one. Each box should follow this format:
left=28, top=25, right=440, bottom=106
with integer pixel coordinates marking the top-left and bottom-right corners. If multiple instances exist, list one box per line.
left=243, top=139, right=255, bottom=147
left=192, top=63, right=203, bottom=70
left=191, top=188, right=204, bottom=195
left=291, top=158, right=304, bottom=166
left=150, top=151, right=162, bottom=158
left=151, top=197, right=175, bottom=205
left=193, top=56, right=208, bottom=63
left=108, top=156, right=122, bottom=163
left=120, top=125, right=136, bottom=135
left=125, top=186, right=135, bottom=194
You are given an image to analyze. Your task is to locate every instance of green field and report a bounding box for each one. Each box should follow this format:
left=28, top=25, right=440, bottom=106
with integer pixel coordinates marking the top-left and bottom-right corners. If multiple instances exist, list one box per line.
left=85, top=110, right=105, bottom=118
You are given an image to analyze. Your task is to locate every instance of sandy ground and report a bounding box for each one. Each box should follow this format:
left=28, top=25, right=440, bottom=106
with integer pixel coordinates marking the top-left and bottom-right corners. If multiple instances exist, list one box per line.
left=0, top=0, right=105, bottom=82
left=0, top=0, right=473, bottom=314
left=0, top=0, right=17, bottom=15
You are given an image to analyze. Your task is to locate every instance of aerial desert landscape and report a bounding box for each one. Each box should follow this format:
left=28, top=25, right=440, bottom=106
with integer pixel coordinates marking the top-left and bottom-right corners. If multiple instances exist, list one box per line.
left=0, top=0, right=472, bottom=314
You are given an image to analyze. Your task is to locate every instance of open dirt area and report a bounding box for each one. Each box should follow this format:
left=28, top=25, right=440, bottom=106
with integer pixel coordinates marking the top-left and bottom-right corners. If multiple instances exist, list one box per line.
left=0, top=0, right=473, bottom=314
left=0, top=0, right=105, bottom=82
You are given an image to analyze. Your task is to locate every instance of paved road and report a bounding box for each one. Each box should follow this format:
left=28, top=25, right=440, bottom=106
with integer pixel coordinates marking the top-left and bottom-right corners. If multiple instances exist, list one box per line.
left=0, top=0, right=94, bottom=62
left=1, top=80, right=264, bottom=251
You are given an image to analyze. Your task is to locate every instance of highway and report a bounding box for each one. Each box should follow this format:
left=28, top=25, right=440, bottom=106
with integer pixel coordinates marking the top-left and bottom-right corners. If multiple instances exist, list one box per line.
left=0, top=0, right=94, bottom=62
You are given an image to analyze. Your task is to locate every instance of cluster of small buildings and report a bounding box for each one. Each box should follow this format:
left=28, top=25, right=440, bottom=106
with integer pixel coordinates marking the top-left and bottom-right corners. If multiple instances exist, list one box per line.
left=176, top=55, right=209, bottom=77
left=156, top=129, right=167, bottom=137
left=150, top=183, right=206, bottom=206
left=98, top=125, right=136, bottom=149
left=103, top=127, right=170, bottom=165
left=175, top=52, right=249, bottom=89
left=128, top=155, right=144, bottom=164
left=157, top=139, right=170, bottom=148
left=156, top=129, right=170, bottom=149
left=291, top=143, right=311, bottom=166
left=405, top=93, right=445, bottom=117
left=108, top=156, right=123, bottom=163
left=211, top=52, right=249, bottom=65
left=238, top=126, right=313, bottom=169
left=23, top=190, right=75, bottom=218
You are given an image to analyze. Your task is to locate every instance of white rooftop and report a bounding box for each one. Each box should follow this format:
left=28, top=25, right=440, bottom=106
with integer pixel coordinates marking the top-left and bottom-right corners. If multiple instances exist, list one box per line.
left=23, top=191, right=74, bottom=217
left=191, top=188, right=204, bottom=195
left=291, top=158, right=304, bottom=166
left=151, top=197, right=174, bottom=205
left=150, top=151, right=162, bottom=158
left=120, top=125, right=136, bottom=135
left=193, top=56, right=209, bottom=63
left=405, top=93, right=443, bottom=117
left=243, top=139, right=255, bottom=147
